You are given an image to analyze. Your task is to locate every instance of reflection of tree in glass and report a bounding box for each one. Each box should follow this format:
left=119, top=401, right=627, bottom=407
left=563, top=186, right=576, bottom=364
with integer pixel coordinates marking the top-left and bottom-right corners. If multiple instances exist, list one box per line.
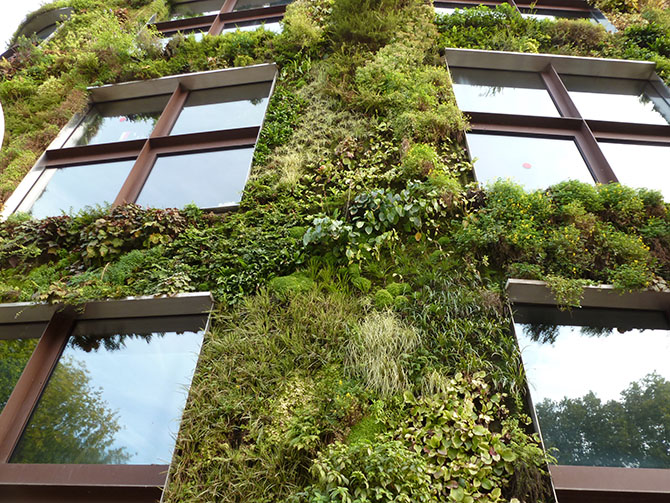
left=10, top=355, right=131, bottom=464
left=535, top=372, right=670, bottom=468
left=68, top=333, right=158, bottom=352
left=0, top=339, right=39, bottom=411
left=73, top=111, right=161, bottom=146
left=521, top=324, right=633, bottom=344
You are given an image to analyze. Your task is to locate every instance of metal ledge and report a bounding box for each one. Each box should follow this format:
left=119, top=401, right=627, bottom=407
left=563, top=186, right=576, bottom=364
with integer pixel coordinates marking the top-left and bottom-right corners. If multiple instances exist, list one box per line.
left=15, top=7, right=73, bottom=41
left=444, top=48, right=655, bottom=79
left=506, top=278, right=670, bottom=311
left=0, top=292, right=214, bottom=324
left=90, top=63, right=277, bottom=102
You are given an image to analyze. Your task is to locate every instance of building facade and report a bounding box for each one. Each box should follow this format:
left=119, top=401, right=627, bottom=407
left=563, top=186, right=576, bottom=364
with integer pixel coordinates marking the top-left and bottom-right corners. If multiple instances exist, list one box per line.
left=0, top=0, right=669, bottom=502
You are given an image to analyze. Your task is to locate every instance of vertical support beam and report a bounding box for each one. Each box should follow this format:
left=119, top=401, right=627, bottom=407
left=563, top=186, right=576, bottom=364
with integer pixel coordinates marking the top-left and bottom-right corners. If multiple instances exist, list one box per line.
left=577, top=121, right=617, bottom=184
left=541, top=64, right=581, bottom=119
left=210, top=0, right=238, bottom=34
left=112, top=85, right=190, bottom=206
left=0, top=310, right=75, bottom=463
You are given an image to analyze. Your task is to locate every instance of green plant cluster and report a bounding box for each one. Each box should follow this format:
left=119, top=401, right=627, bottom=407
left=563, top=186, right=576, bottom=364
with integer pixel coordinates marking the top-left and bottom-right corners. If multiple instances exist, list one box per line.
left=2, top=0, right=670, bottom=501
left=436, top=2, right=670, bottom=81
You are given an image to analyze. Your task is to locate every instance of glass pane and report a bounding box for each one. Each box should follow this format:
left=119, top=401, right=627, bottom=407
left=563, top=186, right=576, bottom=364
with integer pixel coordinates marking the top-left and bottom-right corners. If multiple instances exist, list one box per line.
left=171, top=0, right=224, bottom=18
left=11, top=315, right=207, bottom=465
left=514, top=305, right=670, bottom=469
left=35, top=24, right=58, bottom=40
left=136, top=148, right=254, bottom=209
left=599, top=142, right=670, bottom=201
left=222, top=18, right=282, bottom=33
left=466, top=133, right=594, bottom=190
left=451, top=68, right=560, bottom=117
left=233, top=0, right=292, bottom=11
left=520, top=12, right=557, bottom=20
left=0, top=323, right=47, bottom=415
left=65, top=95, right=170, bottom=147
left=28, top=160, right=135, bottom=219
left=435, top=6, right=456, bottom=15
left=170, top=82, right=272, bottom=136
left=563, top=75, right=670, bottom=125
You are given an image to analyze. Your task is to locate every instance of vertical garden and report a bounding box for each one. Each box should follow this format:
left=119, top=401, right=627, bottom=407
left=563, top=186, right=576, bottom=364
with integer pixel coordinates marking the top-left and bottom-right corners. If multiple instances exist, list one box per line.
left=1, top=0, right=670, bottom=501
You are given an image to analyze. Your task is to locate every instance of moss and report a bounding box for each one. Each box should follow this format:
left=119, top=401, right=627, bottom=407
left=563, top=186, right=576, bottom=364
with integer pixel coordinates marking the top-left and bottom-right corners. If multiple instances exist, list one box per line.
left=386, top=281, right=410, bottom=297
left=373, top=288, right=394, bottom=309
left=268, top=273, right=315, bottom=296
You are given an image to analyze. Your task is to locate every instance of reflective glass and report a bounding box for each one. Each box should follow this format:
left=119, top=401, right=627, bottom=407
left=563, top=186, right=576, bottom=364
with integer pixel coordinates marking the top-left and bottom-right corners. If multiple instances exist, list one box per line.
left=65, top=95, right=169, bottom=147
left=170, top=82, right=272, bottom=136
left=171, top=0, right=223, bottom=18
left=28, top=160, right=135, bottom=219
left=0, top=323, right=47, bottom=415
left=563, top=75, right=670, bottom=125
left=514, top=305, right=670, bottom=469
left=222, top=19, right=282, bottom=33
left=160, top=30, right=206, bottom=48
left=11, top=315, right=207, bottom=464
left=435, top=6, right=456, bottom=15
left=520, top=12, right=556, bottom=20
left=451, top=68, right=560, bottom=117
left=233, top=0, right=292, bottom=11
left=136, top=148, right=255, bottom=209
left=466, top=133, right=594, bottom=190
left=599, top=142, right=670, bottom=201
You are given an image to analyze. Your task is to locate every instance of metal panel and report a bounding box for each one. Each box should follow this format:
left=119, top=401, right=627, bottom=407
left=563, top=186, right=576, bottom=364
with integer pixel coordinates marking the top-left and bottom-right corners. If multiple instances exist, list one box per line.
left=445, top=48, right=655, bottom=79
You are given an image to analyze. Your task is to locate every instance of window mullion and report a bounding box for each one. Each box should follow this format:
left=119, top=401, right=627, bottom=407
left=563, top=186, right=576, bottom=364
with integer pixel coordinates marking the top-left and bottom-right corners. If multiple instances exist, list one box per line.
left=540, top=64, right=581, bottom=119
left=576, top=121, right=617, bottom=184
left=0, top=309, right=76, bottom=463
left=112, top=85, right=190, bottom=206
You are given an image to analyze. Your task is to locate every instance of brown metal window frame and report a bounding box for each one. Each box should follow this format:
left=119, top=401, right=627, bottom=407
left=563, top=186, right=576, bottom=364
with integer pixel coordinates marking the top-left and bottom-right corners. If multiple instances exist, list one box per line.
left=0, top=292, right=214, bottom=503
left=150, top=0, right=289, bottom=41
left=445, top=48, right=670, bottom=187
left=2, top=63, right=278, bottom=219
left=506, top=279, right=670, bottom=503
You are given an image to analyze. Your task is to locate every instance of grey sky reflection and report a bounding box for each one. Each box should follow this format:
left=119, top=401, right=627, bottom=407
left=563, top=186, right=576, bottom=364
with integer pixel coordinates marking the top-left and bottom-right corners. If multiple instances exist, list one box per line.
left=452, top=68, right=560, bottom=117
left=516, top=324, right=670, bottom=403
left=466, top=133, right=594, bottom=190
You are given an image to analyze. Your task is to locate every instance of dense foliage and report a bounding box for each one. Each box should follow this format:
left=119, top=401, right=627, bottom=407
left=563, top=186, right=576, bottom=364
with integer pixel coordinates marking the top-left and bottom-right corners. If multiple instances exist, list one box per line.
left=1, top=0, right=670, bottom=501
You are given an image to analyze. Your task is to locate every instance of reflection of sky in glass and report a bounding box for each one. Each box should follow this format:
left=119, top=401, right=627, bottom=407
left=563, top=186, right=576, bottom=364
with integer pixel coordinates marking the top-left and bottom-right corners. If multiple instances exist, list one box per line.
left=28, top=160, right=135, bottom=219
left=137, top=148, right=254, bottom=209
left=563, top=75, right=670, bottom=125
left=222, top=20, right=282, bottom=33
left=520, top=12, right=556, bottom=20
left=435, top=7, right=456, bottom=15
left=160, top=30, right=206, bottom=48
left=517, top=325, right=670, bottom=403
left=466, top=133, right=594, bottom=190
left=170, top=82, right=271, bottom=136
left=12, top=319, right=205, bottom=465
left=599, top=142, right=670, bottom=201
left=514, top=306, right=670, bottom=468
left=233, top=0, right=292, bottom=11
left=452, top=68, right=560, bottom=117
left=65, top=95, right=169, bottom=147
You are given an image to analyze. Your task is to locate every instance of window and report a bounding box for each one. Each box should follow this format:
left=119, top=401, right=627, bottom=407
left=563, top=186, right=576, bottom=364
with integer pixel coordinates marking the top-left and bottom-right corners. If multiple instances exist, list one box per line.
left=2, top=64, right=277, bottom=219
left=507, top=279, right=670, bottom=501
left=151, top=0, right=292, bottom=45
left=447, top=48, right=670, bottom=197
left=0, top=293, right=213, bottom=502
left=434, top=0, right=615, bottom=30
left=1, top=7, right=73, bottom=60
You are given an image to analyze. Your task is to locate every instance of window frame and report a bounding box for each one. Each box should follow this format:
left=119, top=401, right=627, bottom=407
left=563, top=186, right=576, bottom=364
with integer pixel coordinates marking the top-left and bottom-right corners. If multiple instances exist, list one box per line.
left=507, top=278, right=670, bottom=502
left=1, top=63, right=278, bottom=219
left=150, top=0, right=290, bottom=41
left=434, top=0, right=615, bottom=30
left=0, top=7, right=74, bottom=60
left=446, top=48, right=670, bottom=188
left=0, top=292, right=214, bottom=502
